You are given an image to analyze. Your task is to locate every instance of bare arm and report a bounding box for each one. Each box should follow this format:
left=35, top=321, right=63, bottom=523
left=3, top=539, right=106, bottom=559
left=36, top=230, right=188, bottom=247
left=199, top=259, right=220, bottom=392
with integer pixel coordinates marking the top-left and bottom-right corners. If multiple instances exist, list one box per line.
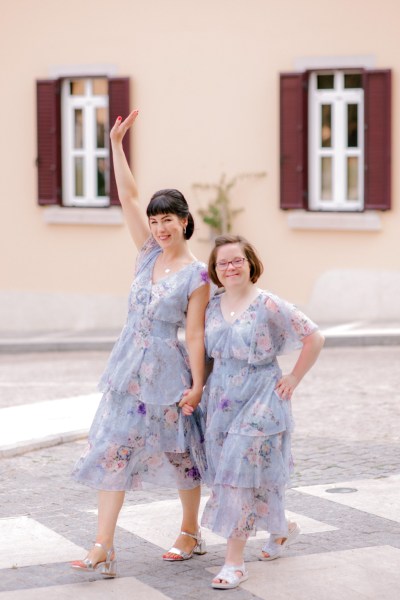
left=110, top=109, right=150, bottom=250
left=178, top=284, right=210, bottom=416
left=275, top=330, right=325, bottom=400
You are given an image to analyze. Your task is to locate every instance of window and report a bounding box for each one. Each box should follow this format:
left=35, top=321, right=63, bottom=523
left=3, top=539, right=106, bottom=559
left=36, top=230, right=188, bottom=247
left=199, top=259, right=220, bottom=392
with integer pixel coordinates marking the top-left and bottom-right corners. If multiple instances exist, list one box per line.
left=36, top=77, right=130, bottom=207
left=280, top=69, right=391, bottom=211
left=61, top=78, right=109, bottom=207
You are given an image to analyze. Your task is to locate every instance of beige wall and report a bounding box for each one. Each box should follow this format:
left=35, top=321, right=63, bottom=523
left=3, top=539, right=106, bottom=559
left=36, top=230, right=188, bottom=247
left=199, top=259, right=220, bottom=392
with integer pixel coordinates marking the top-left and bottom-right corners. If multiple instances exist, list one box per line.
left=1, top=0, right=400, bottom=329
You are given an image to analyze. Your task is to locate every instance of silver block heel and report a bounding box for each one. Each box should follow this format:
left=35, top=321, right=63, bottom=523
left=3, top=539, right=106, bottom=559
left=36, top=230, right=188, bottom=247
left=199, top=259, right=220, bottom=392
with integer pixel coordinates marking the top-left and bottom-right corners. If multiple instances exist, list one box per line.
left=163, top=529, right=207, bottom=561
left=71, top=542, right=117, bottom=578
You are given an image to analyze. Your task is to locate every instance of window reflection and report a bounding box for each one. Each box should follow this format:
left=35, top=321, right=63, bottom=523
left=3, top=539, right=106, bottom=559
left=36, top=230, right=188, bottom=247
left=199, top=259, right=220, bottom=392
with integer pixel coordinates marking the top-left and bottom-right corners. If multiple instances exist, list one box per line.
left=347, top=104, right=358, bottom=148
left=321, top=157, right=332, bottom=200
left=74, top=109, right=83, bottom=149
left=92, top=78, right=108, bottom=95
left=321, top=104, right=332, bottom=148
left=74, top=158, right=84, bottom=196
left=344, top=74, right=362, bottom=89
left=69, top=80, right=85, bottom=95
left=97, top=158, right=107, bottom=196
left=317, top=74, right=334, bottom=89
left=347, top=157, right=358, bottom=200
left=96, top=108, right=107, bottom=148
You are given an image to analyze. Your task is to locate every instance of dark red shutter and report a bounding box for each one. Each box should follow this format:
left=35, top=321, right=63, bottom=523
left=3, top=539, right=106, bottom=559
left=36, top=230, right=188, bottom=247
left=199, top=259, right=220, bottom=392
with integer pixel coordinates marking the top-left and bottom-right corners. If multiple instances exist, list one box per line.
left=108, top=78, right=131, bottom=206
left=280, top=72, right=308, bottom=209
left=363, top=70, right=391, bottom=210
left=36, top=80, right=62, bottom=205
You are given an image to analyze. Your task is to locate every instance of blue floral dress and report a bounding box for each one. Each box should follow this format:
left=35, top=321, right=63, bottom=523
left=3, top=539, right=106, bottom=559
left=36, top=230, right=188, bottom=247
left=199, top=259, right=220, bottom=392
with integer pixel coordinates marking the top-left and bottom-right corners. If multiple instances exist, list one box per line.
left=72, top=237, right=210, bottom=491
left=200, top=289, right=318, bottom=539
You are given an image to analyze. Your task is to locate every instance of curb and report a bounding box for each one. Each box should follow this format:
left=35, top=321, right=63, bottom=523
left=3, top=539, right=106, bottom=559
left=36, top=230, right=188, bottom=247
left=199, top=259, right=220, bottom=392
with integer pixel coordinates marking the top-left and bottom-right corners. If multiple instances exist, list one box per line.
left=1, top=332, right=400, bottom=353
left=0, top=430, right=88, bottom=459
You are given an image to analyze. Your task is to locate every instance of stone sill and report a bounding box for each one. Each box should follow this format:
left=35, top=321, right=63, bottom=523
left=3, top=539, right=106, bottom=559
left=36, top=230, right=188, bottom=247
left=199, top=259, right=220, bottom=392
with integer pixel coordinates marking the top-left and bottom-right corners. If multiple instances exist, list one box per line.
left=43, top=206, right=124, bottom=225
left=287, top=211, right=382, bottom=231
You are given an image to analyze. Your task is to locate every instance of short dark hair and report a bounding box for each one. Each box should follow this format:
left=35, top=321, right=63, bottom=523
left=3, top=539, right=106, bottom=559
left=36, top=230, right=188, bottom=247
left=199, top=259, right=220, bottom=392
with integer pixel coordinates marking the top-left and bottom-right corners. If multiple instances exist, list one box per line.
left=208, top=235, right=264, bottom=287
left=146, top=189, right=194, bottom=239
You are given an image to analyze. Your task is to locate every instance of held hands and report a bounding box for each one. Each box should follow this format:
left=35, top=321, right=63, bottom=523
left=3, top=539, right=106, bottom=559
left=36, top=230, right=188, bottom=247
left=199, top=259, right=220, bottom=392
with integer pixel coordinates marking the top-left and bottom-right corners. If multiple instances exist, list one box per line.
left=179, top=388, right=202, bottom=416
left=275, top=373, right=300, bottom=401
left=110, top=109, right=139, bottom=145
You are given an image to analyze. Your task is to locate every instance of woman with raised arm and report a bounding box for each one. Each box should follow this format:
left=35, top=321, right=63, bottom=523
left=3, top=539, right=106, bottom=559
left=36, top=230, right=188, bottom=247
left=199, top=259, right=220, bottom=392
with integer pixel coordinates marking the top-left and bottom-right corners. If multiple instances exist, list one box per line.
left=71, top=110, right=210, bottom=577
left=200, top=235, right=324, bottom=590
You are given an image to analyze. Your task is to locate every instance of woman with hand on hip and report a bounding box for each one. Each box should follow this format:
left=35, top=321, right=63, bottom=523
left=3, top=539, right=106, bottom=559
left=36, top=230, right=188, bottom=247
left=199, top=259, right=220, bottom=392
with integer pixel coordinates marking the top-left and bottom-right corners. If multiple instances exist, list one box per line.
left=71, top=110, right=210, bottom=577
left=199, top=235, right=324, bottom=590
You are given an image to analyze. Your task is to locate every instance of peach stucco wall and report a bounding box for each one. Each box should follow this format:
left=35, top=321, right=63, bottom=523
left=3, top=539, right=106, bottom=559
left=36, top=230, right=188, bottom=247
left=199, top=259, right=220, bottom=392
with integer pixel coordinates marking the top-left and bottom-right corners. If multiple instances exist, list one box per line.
left=1, top=0, right=399, bottom=329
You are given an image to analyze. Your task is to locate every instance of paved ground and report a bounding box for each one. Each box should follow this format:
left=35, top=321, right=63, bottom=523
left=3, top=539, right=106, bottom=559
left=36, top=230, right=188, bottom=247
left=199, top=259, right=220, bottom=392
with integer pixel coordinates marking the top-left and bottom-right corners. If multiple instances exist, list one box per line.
left=0, top=345, right=399, bottom=599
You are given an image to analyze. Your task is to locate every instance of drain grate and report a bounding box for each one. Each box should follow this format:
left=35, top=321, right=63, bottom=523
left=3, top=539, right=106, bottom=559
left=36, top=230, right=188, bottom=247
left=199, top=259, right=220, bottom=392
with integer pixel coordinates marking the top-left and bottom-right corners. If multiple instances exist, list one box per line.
left=325, top=487, right=358, bottom=494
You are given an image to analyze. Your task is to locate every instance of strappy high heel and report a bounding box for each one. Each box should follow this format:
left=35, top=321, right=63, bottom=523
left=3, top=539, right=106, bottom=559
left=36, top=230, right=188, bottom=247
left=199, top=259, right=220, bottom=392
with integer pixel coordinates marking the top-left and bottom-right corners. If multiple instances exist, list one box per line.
left=71, top=542, right=117, bottom=577
left=162, top=529, right=207, bottom=561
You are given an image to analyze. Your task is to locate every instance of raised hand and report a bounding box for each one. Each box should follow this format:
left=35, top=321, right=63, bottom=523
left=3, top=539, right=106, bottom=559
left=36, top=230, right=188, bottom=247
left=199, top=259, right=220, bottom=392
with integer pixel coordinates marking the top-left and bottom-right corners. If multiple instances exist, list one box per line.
left=110, top=109, right=139, bottom=146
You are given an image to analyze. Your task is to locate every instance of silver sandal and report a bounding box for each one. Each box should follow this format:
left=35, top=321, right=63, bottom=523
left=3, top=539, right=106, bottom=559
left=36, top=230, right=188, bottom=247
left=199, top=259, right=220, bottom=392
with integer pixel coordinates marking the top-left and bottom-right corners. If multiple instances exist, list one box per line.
left=71, top=542, right=117, bottom=577
left=211, top=563, right=249, bottom=589
left=259, top=522, right=301, bottom=561
left=163, top=530, right=207, bottom=561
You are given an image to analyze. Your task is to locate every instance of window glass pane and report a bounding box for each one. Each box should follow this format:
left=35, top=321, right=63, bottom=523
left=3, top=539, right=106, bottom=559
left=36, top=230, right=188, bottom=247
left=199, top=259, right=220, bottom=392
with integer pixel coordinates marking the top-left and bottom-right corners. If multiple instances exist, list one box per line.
left=73, top=109, right=83, bottom=149
left=344, top=74, right=362, bottom=89
left=317, top=74, right=334, bottom=89
left=69, top=80, right=85, bottom=95
left=97, top=158, right=107, bottom=196
left=74, top=158, right=84, bottom=196
left=347, top=104, right=358, bottom=147
left=96, top=108, right=107, bottom=148
left=321, top=104, right=332, bottom=148
left=321, top=157, right=332, bottom=200
left=92, top=78, right=108, bottom=95
left=347, top=157, right=359, bottom=200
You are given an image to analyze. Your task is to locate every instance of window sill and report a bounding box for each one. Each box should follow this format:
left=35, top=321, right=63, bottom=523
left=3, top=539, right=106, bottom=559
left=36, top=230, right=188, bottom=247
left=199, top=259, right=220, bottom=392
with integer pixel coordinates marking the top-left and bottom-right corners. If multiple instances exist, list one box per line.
left=287, top=211, right=382, bottom=231
left=43, top=206, right=124, bottom=225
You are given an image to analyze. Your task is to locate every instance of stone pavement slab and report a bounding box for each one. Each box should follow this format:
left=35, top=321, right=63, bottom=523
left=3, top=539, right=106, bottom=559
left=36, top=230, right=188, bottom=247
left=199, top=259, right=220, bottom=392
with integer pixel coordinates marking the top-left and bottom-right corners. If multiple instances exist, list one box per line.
left=0, top=516, right=85, bottom=570
left=296, top=474, right=400, bottom=523
left=225, top=546, right=400, bottom=600
left=0, top=577, right=173, bottom=599
left=112, top=497, right=337, bottom=550
left=0, top=394, right=101, bottom=458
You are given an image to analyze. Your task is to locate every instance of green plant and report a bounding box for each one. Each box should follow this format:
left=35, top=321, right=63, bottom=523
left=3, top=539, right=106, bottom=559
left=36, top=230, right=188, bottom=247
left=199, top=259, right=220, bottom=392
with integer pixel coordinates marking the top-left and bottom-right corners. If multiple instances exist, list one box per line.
left=193, top=172, right=266, bottom=238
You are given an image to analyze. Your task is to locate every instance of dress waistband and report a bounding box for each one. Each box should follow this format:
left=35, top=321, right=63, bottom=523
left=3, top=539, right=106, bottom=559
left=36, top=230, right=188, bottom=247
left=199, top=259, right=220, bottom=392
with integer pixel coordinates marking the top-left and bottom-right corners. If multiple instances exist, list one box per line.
left=149, top=320, right=179, bottom=339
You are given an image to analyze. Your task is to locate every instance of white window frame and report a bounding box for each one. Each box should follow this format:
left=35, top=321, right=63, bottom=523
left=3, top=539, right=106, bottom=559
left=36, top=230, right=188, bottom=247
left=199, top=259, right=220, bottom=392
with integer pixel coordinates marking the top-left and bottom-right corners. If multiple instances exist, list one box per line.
left=309, top=71, right=364, bottom=211
left=61, top=78, right=109, bottom=207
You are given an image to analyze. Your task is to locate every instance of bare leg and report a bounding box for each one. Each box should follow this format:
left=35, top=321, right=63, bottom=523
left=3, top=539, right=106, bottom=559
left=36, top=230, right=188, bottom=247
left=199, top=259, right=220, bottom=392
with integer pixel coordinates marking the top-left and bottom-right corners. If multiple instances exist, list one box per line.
left=212, top=538, right=246, bottom=585
left=72, top=490, right=125, bottom=567
left=163, top=485, right=201, bottom=559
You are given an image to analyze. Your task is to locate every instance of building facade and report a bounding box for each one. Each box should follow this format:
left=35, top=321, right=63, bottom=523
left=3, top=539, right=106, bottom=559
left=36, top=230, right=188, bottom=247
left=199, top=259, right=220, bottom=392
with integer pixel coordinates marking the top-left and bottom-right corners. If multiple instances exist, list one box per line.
left=1, top=0, right=399, bottom=331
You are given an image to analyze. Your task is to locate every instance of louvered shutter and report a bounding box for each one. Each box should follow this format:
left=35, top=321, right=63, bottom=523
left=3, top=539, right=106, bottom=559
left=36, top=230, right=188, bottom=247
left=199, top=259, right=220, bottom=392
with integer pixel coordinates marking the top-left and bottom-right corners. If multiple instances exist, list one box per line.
left=280, top=72, right=308, bottom=209
left=363, top=70, right=391, bottom=210
left=108, top=78, right=131, bottom=206
left=36, top=80, right=62, bottom=205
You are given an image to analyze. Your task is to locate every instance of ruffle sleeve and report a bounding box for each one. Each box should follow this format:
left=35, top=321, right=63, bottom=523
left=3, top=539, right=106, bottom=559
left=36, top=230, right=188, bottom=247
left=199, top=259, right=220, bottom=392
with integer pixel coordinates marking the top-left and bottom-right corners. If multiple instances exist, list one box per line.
left=135, top=236, right=162, bottom=276
left=187, top=263, right=211, bottom=298
left=248, top=292, right=318, bottom=365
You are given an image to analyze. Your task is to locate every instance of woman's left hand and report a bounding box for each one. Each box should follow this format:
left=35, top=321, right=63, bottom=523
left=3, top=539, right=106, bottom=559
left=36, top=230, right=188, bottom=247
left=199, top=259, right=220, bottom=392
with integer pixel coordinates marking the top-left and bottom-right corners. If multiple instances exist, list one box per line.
left=275, top=373, right=300, bottom=400
left=179, top=388, right=202, bottom=416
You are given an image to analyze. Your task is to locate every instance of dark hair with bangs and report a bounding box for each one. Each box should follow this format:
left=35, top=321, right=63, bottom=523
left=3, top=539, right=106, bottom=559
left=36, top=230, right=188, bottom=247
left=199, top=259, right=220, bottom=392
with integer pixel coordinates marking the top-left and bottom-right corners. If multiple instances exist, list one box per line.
left=208, top=234, right=264, bottom=287
left=146, top=189, right=195, bottom=240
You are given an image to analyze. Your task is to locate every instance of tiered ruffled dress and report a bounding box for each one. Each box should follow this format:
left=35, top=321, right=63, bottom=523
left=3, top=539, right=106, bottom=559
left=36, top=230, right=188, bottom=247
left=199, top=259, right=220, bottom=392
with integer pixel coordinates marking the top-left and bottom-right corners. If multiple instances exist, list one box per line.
left=72, top=237, right=209, bottom=491
left=200, top=290, right=318, bottom=539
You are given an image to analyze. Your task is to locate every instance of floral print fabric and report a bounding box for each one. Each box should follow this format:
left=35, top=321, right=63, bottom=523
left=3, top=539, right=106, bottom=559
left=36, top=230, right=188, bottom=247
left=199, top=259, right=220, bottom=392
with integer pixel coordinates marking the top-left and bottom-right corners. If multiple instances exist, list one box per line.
left=200, top=290, right=318, bottom=538
left=72, top=237, right=209, bottom=491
